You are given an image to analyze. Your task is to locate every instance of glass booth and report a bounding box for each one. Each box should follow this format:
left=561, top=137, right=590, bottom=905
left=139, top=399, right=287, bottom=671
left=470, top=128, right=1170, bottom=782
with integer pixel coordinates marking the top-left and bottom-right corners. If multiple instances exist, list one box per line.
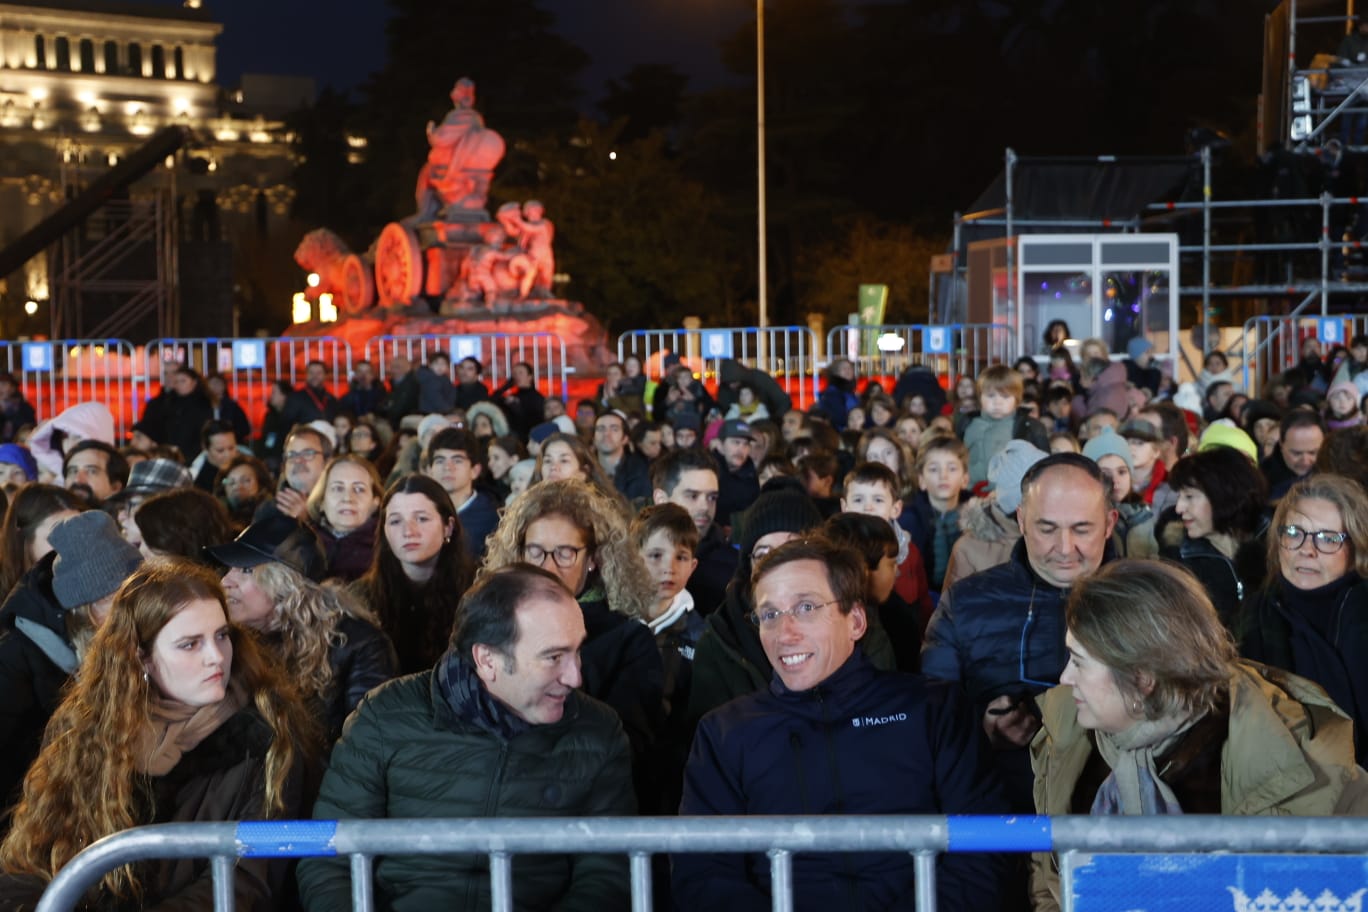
left=1012, top=234, right=1179, bottom=366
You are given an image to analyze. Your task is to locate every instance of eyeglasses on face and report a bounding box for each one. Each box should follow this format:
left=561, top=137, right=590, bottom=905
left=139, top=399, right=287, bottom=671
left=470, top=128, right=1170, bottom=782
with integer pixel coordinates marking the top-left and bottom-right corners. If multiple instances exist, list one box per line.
left=1278, top=524, right=1350, bottom=555
left=524, top=543, right=587, bottom=568
left=749, top=599, right=837, bottom=629
left=284, top=448, right=322, bottom=463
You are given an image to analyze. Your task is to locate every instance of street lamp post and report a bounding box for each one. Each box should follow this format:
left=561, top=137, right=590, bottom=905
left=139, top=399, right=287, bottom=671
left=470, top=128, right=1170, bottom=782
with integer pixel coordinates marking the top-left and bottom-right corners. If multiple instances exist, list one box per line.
left=756, top=0, right=768, bottom=332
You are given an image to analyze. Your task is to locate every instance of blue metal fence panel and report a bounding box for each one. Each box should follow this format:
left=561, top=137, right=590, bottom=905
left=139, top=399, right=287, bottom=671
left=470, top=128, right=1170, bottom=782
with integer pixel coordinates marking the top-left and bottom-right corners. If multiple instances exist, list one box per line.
left=1065, top=853, right=1368, bottom=912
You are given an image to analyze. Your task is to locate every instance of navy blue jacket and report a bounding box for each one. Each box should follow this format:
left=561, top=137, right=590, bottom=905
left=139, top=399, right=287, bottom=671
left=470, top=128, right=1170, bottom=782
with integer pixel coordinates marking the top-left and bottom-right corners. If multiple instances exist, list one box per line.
left=675, top=649, right=1007, bottom=912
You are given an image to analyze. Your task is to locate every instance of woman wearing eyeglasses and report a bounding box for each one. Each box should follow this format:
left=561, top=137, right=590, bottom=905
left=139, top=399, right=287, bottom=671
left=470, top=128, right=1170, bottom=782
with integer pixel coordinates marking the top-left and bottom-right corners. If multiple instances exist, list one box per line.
left=1240, top=473, right=1368, bottom=759
left=482, top=479, right=663, bottom=795
left=1030, top=559, right=1368, bottom=912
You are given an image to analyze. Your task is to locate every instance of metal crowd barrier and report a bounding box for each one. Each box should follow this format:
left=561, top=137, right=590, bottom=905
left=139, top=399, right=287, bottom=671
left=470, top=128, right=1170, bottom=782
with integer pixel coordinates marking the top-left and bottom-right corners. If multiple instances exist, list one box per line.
left=616, top=326, right=819, bottom=408
left=143, top=337, right=354, bottom=433
left=0, top=339, right=141, bottom=439
left=34, top=815, right=1368, bottom=912
left=825, top=323, right=1014, bottom=395
left=1239, top=313, right=1368, bottom=396
left=363, top=333, right=570, bottom=403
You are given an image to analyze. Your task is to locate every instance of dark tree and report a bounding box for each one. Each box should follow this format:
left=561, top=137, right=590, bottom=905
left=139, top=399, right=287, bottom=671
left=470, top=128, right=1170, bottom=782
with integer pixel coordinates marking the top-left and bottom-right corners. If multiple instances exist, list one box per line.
left=599, top=64, right=690, bottom=144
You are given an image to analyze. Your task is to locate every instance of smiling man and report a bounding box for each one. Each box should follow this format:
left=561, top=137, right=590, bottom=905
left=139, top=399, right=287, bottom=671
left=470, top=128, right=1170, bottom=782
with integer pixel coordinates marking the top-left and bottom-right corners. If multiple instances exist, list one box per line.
left=299, top=564, right=634, bottom=912
left=676, top=537, right=1007, bottom=912
left=921, top=452, right=1117, bottom=812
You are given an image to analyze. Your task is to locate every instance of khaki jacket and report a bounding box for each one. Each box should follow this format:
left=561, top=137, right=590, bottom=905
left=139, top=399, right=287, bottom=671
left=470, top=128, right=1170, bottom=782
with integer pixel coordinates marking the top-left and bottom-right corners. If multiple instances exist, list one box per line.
left=1028, top=661, right=1368, bottom=912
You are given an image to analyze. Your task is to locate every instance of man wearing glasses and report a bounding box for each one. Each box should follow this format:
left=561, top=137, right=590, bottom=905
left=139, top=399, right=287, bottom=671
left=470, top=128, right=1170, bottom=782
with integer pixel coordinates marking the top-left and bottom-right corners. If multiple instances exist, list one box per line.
left=922, top=452, right=1117, bottom=812
left=275, top=425, right=332, bottom=520
left=676, top=536, right=1006, bottom=911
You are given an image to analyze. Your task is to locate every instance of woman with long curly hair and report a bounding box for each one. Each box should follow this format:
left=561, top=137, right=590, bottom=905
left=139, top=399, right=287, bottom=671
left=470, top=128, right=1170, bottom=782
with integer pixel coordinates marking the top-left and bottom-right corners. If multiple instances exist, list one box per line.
left=483, top=478, right=663, bottom=781
left=352, top=474, right=474, bottom=674
left=211, top=512, right=397, bottom=745
left=0, top=558, right=317, bottom=909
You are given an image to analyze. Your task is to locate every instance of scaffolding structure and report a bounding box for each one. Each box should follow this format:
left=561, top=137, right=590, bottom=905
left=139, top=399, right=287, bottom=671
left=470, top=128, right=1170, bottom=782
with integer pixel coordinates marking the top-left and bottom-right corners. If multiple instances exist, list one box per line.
left=939, top=145, right=1368, bottom=387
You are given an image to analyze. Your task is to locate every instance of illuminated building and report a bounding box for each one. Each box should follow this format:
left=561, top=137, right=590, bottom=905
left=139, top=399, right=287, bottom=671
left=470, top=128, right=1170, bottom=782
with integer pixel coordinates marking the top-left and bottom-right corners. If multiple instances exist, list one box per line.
left=0, top=1, right=321, bottom=339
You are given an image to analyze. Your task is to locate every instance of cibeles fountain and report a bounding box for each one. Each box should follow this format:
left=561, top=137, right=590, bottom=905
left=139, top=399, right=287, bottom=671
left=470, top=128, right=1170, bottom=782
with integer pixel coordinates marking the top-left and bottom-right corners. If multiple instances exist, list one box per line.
left=290, top=77, right=612, bottom=372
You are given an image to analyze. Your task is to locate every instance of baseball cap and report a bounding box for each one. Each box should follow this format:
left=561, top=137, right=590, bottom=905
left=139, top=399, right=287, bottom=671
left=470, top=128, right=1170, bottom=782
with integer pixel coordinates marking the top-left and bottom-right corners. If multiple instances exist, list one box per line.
left=719, top=419, right=755, bottom=441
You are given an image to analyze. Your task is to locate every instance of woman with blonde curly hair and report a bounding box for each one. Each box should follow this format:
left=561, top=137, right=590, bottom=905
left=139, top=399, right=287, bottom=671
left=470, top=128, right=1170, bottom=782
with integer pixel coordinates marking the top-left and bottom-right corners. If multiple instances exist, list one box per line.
left=211, top=512, right=396, bottom=745
left=483, top=478, right=663, bottom=776
left=0, top=558, right=317, bottom=909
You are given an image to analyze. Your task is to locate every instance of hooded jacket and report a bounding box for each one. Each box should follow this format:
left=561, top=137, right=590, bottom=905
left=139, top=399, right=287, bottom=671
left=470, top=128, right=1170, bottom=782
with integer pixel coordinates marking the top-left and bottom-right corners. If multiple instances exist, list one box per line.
left=676, top=649, right=1009, bottom=912
left=942, top=496, right=1020, bottom=592
left=1029, top=662, right=1368, bottom=912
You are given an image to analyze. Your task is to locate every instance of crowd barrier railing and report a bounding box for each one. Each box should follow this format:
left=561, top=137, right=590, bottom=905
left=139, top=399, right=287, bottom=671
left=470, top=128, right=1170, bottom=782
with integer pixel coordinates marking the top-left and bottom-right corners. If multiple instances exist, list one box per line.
left=34, top=815, right=1368, bottom=912
left=363, top=333, right=570, bottom=403
left=617, top=326, right=820, bottom=409
left=142, top=337, right=355, bottom=431
left=825, top=323, right=1015, bottom=396
left=1239, top=313, right=1368, bottom=396
left=0, top=339, right=142, bottom=439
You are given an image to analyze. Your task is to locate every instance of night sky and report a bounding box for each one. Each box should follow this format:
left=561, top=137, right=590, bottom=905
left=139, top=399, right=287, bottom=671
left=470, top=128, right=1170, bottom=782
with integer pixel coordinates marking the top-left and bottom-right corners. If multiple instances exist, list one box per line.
left=154, top=0, right=755, bottom=100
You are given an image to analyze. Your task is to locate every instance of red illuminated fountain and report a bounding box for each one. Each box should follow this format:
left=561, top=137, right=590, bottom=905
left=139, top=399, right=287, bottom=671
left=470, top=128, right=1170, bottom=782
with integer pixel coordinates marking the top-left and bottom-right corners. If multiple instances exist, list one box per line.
left=290, top=77, right=613, bottom=372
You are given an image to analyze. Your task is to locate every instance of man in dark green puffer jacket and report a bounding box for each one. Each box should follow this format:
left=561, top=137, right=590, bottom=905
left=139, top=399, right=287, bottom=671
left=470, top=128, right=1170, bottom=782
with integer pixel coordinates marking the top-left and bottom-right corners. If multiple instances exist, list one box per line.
left=297, top=565, right=635, bottom=911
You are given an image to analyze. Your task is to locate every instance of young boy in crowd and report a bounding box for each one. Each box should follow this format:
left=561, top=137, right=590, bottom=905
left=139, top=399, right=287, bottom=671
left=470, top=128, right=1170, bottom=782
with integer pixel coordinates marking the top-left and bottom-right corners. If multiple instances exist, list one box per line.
left=960, top=364, right=1049, bottom=492
left=908, top=435, right=970, bottom=598
left=630, top=503, right=705, bottom=817
left=824, top=512, right=923, bottom=673
left=839, top=461, right=931, bottom=619
left=1044, top=384, right=1075, bottom=434
left=632, top=504, right=704, bottom=711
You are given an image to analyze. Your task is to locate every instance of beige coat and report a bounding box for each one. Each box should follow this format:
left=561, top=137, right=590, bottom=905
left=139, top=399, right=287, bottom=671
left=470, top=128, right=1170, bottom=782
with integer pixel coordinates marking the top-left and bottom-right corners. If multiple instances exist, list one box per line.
left=942, top=496, right=1020, bottom=592
left=1028, top=661, right=1368, bottom=912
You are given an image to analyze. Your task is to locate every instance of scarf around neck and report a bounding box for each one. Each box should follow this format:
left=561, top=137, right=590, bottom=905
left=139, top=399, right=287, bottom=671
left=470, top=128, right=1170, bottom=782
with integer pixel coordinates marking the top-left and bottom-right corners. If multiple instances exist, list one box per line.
left=1090, top=711, right=1199, bottom=815
left=136, top=677, right=248, bottom=776
left=435, top=648, right=531, bottom=742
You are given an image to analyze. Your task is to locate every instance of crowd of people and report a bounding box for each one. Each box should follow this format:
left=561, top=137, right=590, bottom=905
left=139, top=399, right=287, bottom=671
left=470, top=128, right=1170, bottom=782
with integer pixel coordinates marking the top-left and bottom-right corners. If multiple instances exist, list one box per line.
left=0, top=331, right=1363, bottom=911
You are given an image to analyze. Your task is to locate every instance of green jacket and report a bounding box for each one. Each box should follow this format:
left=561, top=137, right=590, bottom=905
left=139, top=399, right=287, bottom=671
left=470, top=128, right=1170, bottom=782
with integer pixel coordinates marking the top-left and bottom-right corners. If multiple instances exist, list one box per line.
left=297, top=670, right=635, bottom=912
left=1028, top=661, right=1368, bottom=912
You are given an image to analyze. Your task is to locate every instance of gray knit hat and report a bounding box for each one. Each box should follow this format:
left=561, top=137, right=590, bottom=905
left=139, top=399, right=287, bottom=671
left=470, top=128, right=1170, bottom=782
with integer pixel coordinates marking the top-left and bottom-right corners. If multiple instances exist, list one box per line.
left=50, top=511, right=145, bottom=609
left=1082, top=427, right=1134, bottom=475
left=988, top=439, right=1048, bottom=515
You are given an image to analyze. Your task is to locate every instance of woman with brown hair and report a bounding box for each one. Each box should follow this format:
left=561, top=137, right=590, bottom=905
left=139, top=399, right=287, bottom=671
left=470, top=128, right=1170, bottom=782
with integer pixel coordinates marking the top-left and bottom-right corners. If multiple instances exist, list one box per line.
left=535, top=432, right=616, bottom=492
left=0, top=485, right=80, bottom=599
left=214, top=453, right=274, bottom=530
left=0, top=558, right=316, bottom=909
left=1030, top=559, right=1368, bottom=912
left=133, top=487, right=237, bottom=565
left=352, top=474, right=473, bottom=674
